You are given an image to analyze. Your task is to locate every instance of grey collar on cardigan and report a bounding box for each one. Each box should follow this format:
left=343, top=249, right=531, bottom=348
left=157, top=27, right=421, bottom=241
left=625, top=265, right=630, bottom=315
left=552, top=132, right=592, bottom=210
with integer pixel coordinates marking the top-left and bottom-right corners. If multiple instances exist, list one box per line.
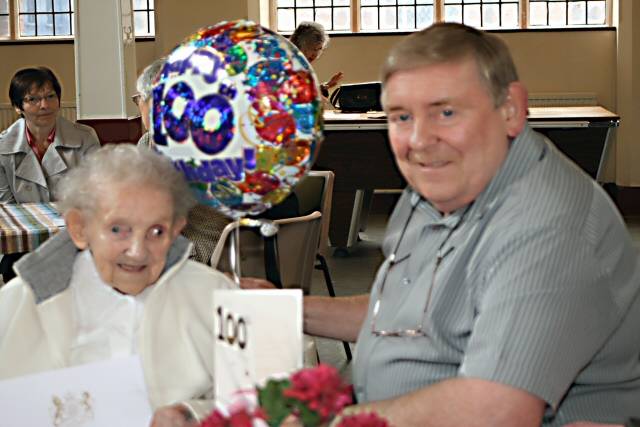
left=14, top=229, right=191, bottom=304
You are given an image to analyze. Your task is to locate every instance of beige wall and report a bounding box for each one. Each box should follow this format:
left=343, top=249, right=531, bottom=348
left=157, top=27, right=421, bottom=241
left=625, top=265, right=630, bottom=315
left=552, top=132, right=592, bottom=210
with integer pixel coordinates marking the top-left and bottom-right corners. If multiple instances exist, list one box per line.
left=0, top=0, right=635, bottom=185
left=313, top=30, right=617, bottom=110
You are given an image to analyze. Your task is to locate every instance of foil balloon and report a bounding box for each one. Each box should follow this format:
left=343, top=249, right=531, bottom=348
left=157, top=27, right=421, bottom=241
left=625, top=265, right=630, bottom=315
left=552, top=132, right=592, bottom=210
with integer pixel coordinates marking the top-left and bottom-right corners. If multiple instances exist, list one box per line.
left=151, top=20, right=323, bottom=219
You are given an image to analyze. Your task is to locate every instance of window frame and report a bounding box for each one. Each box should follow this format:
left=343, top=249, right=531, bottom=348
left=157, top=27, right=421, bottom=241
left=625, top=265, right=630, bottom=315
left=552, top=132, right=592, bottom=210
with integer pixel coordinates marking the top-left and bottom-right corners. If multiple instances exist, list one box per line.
left=0, top=0, right=156, bottom=42
left=271, top=0, right=614, bottom=34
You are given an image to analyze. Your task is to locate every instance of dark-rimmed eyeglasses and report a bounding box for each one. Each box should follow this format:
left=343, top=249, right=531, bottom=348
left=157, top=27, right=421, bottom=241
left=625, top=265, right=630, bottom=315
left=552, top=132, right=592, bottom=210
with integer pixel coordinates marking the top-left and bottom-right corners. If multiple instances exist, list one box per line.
left=370, top=200, right=471, bottom=338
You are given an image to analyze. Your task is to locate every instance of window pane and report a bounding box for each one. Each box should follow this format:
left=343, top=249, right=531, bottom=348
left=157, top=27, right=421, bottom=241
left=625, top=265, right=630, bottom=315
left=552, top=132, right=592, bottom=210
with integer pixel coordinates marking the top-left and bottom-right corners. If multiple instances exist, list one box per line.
left=380, top=0, right=395, bottom=5
left=398, top=5, right=415, bottom=29
left=361, top=6, right=378, bottom=30
left=19, top=14, right=35, bottom=35
left=134, top=11, right=148, bottom=35
left=315, top=0, right=331, bottom=6
left=148, top=0, right=153, bottom=8
left=54, top=0, right=70, bottom=12
left=463, top=4, right=481, bottom=27
left=133, top=0, right=147, bottom=8
left=399, top=0, right=414, bottom=4
left=316, top=7, right=332, bottom=29
left=416, top=5, right=434, bottom=28
left=278, top=0, right=294, bottom=7
left=444, top=5, right=463, bottom=23
left=148, top=11, right=155, bottom=35
left=0, top=0, right=8, bottom=14
left=361, top=0, right=377, bottom=6
left=334, top=0, right=349, bottom=4
left=548, top=1, right=567, bottom=26
left=529, top=2, right=547, bottom=26
left=483, top=4, right=500, bottom=28
left=380, top=6, right=396, bottom=29
left=0, top=15, right=8, bottom=37
left=587, top=1, right=605, bottom=24
left=297, top=8, right=313, bottom=22
left=297, top=0, right=312, bottom=7
left=568, top=1, right=586, bottom=25
left=37, top=13, right=53, bottom=35
left=35, top=0, right=52, bottom=12
left=54, top=13, right=71, bottom=35
left=502, top=3, right=518, bottom=27
left=277, top=8, right=295, bottom=31
left=334, top=7, right=350, bottom=30
left=20, top=0, right=35, bottom=13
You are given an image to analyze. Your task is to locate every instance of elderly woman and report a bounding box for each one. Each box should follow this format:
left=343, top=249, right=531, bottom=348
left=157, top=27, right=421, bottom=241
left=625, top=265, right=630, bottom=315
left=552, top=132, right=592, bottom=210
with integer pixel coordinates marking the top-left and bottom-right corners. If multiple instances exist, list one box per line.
left=0, top=144, right=235, bottom=426
left=134, top=57, right=165, bottom=148
left=0, top=67, right=100, bottom=282
left=290, top=21, right=343, bottom=97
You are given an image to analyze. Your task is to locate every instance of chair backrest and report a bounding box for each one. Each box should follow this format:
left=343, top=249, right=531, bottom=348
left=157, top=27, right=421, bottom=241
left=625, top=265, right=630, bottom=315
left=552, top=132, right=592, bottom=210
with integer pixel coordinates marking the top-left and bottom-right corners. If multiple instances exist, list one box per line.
left=294, top=170, right=334, bottom=258
left=210, top=211, right=322, bottom=294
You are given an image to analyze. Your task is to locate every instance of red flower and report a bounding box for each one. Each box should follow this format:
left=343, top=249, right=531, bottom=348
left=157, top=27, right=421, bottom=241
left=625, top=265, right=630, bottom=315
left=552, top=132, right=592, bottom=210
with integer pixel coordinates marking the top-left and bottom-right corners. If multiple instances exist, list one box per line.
left=283, top=364, right=353, bottom=421
left=335, top=412, right=391, bottom=427
left=200, top=406, right=267, bottom=427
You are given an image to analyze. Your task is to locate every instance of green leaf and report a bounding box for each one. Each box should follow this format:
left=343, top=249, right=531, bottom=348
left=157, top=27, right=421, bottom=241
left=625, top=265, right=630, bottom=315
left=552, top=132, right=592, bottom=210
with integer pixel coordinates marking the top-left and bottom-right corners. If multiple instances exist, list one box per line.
left=290, top=399, right=321, bottom=427
left=258, top=379, right=292, bottom=427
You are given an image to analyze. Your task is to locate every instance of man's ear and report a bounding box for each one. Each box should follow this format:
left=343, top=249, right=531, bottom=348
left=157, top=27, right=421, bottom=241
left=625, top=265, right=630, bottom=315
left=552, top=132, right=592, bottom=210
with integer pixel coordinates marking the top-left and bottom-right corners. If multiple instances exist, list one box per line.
left=501, top=81, right=528, bottom=138
left=65, top=209, right=89, bottom=250
left=172, top=216, right=187, bottom=239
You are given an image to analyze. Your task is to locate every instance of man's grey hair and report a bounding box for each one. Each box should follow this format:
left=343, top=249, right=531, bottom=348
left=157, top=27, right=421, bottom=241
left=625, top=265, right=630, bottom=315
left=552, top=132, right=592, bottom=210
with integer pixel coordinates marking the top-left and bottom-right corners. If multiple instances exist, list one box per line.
left=381, top=23, right=519, bottom=107
left=290, top=21, right=329, bottom=53
left=136, top=57, right=166, bottom=101
left=57, top=144, right=196, bottom=220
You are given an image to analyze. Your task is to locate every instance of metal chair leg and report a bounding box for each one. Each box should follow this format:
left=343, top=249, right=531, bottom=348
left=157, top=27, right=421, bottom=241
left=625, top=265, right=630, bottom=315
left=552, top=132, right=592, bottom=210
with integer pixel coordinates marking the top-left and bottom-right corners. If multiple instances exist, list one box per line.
left=315, top=254, right=353, bottom=361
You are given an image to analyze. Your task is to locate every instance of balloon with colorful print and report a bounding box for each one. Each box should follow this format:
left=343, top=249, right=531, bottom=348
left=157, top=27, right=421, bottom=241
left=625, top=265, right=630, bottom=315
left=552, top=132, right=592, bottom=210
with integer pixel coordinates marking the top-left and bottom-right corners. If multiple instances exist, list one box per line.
left=151, top=19, right=323, bottom=219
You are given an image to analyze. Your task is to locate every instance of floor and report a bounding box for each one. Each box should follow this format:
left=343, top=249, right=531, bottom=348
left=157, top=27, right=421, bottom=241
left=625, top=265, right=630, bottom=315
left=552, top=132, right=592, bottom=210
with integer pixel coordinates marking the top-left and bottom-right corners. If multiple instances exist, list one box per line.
left=310, top=199, right=640, bottom=379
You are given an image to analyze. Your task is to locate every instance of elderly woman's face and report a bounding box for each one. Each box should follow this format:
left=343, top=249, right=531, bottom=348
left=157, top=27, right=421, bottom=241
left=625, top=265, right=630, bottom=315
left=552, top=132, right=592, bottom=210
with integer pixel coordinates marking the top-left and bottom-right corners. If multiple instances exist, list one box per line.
left=302, top=43, right=324, bottom=63
left=71, top=182, right=185, bottom=295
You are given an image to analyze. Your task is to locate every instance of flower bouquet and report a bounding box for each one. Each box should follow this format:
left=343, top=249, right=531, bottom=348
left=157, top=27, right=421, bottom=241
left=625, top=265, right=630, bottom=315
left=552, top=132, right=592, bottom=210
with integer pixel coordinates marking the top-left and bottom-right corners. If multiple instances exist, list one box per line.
left=201, top=364, right=390, bottom=427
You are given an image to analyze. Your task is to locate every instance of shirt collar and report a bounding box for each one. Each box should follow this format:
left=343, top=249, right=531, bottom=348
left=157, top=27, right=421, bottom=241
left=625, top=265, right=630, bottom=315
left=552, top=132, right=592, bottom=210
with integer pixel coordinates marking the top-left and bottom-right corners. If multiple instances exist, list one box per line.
left=25, top=125, right=56, bottom=162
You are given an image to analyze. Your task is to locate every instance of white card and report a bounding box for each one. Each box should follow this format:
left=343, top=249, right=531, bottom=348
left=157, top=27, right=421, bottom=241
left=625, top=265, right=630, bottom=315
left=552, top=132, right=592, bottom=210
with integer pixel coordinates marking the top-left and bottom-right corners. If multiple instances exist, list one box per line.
left=0, top=356, right=152, bottom=427
left=214, top=289, right=303, bottom=404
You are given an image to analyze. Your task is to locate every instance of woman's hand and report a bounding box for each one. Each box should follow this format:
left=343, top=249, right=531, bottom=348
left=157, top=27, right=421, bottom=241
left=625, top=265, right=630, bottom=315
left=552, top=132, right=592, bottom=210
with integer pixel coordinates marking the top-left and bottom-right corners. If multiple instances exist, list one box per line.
left=150, top=404, right=198, bottom=427
left=325, top=71, right=344, bottom=90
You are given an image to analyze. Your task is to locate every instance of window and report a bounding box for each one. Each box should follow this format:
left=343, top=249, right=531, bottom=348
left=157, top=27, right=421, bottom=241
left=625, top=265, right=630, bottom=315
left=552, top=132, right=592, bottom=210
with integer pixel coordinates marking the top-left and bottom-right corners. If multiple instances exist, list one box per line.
left=529, top=0, right=606, bottom=26
left=133, top=0, right=155, bottom=37
left=0, top=0, right=155, bottom=40
left=274, top=0, right=611, bottom=32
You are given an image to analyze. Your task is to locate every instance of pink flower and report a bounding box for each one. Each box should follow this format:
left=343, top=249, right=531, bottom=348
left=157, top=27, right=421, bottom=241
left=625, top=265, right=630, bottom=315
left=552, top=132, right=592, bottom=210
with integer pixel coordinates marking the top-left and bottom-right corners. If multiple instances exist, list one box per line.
left=283, top=364, right=353, bottom=421
left=335, top=412, right=391, bottom=427
left=200, top=406, right=267, bottom=427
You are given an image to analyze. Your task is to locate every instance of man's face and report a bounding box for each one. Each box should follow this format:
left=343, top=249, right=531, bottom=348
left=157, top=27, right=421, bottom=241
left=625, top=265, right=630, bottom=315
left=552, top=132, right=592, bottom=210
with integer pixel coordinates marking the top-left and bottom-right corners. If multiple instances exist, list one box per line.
left=68, top=183, right=185, bottom=295
left=383, top=58, right=524, bottom=214
left=18, top=82, right=60, bottom=131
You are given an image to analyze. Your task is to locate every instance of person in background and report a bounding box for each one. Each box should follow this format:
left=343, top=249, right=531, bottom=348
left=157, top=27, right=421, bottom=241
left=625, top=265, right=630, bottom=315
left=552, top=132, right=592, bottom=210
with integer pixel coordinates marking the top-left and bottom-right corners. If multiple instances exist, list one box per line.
left=0, top=144, right=235, bottom=426
left=134, top=57, right=230, bottom=265
left=290, top=21, right=344, bottom=98
left=244, top=23, right=640, bottom=426
left=134, top=57, right=165, bottom=149
left=0, top=67, right=100, bottom=282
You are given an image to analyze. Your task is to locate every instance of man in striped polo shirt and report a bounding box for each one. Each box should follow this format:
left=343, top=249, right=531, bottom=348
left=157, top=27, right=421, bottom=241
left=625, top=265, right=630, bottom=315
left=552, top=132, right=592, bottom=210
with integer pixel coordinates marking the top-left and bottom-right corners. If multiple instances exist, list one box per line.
left=297, top=23, right=640, bottom=426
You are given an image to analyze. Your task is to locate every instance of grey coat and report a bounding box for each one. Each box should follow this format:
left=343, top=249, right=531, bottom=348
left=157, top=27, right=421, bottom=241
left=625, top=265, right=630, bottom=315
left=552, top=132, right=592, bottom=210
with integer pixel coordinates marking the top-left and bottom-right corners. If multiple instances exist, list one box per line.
left=0, top=116, right=100, bottom=203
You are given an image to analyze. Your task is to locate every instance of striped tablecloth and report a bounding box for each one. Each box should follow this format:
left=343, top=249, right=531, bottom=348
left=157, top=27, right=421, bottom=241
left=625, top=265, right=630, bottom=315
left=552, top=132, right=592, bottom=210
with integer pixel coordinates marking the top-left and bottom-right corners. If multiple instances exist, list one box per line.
left=0, top=203, right=65, bottom=254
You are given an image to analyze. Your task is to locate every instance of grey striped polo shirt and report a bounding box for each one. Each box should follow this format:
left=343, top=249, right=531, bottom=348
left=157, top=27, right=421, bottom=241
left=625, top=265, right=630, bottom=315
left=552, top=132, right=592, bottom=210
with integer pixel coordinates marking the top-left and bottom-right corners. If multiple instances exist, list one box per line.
left=353, top=124, right=640, bottom=425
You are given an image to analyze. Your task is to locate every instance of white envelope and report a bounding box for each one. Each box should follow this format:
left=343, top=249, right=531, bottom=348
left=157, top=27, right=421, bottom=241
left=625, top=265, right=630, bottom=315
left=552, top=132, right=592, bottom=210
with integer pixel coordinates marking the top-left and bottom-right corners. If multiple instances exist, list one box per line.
left=0, top=356, right=152, bottom=427
left=214, top=289, right=303, bottom=404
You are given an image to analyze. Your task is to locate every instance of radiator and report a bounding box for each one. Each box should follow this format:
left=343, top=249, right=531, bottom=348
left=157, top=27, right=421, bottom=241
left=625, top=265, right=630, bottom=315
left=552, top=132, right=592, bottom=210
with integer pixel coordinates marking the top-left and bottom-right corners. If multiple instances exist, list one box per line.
left=528, top=92, right=598, bottom=107
left=0, top=102, right=77, bottom=132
